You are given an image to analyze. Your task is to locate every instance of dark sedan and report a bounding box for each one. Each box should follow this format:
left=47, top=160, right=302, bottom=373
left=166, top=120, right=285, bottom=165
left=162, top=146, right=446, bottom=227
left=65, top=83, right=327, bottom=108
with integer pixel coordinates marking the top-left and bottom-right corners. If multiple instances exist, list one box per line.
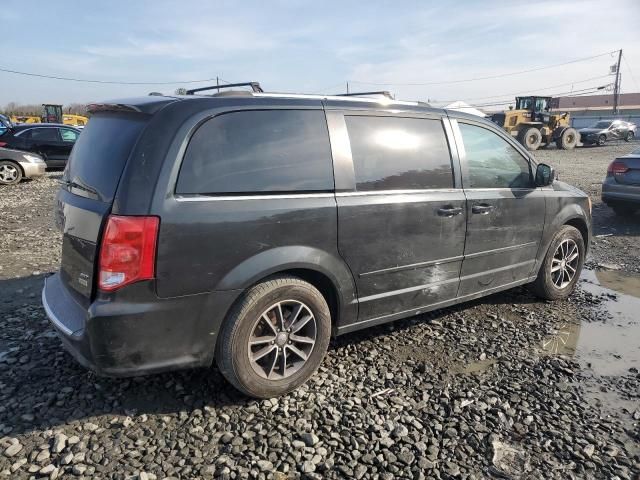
left=602, top=147, right=640, bottom=216
left=0, top=123, right=81, bottom=168
left=579, top=120, right=636, bottom=146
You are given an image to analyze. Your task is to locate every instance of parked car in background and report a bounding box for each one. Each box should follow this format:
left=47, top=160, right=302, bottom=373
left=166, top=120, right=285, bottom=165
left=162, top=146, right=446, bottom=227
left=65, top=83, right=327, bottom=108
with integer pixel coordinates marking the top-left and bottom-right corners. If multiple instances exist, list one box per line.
left=0, top=123, right=81, bottom=168
left=602, top=147, right=640, bottom=216
left=42, top=88, right=592, bottom=398
left=0, top=147, right=46, bottom=185
left=579, top=120, right=636, bottom=146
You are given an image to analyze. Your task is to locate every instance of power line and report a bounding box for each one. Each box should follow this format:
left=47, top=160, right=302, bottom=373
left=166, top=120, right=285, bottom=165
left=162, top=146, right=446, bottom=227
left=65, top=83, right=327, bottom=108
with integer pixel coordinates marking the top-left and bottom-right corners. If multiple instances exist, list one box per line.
left=0, top=66, right=221, bottom=85
left=349, top=50, right=617, bottom=86
left=469, top=86, right=608, bottom=108
left=433, top=75, right=611, bottom=104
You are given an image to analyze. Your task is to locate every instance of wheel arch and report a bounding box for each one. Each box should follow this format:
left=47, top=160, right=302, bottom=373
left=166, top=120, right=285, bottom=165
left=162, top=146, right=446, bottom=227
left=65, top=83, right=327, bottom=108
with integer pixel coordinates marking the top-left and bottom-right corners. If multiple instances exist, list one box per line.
left=0, top=159, right=25, bottom=175
left=215, top=246, right=358, bottom=334
left=564, top=217, right=590, bottom=252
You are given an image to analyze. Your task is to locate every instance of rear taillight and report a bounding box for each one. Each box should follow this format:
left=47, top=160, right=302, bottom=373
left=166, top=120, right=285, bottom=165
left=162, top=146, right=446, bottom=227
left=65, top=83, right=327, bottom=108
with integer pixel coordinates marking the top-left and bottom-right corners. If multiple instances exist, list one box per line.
left=607, top=160, right=629, bottom=175
left=0, top=142, right=7, bottom=147
left=98, top=215, right=159, bottom=292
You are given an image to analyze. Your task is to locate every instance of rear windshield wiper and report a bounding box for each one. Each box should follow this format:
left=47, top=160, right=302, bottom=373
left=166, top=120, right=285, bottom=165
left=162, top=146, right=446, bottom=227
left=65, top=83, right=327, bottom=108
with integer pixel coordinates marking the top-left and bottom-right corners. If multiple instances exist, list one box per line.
left=59, top=179, right=99, bottom=198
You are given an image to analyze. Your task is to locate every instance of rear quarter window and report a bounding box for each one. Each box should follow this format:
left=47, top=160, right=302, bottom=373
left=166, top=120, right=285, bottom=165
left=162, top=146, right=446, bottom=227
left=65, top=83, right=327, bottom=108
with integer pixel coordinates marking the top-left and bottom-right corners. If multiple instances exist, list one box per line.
left=176, top=110, right=334, bottom=194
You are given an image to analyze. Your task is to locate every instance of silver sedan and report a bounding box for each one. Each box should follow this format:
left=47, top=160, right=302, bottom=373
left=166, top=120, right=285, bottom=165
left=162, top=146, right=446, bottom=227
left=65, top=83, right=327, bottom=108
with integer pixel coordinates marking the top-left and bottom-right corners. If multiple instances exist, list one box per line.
left=0, top=147, right=47, bottom=185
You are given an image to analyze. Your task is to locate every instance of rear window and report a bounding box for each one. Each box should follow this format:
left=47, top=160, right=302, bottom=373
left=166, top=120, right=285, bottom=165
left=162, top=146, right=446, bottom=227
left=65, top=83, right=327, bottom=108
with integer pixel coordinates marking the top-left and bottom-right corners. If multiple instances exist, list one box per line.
left=64, top=112, right=147, bottom=202
left=345, top=115, right=453, bottom=191
left=176, top=110, right=333, bottom=194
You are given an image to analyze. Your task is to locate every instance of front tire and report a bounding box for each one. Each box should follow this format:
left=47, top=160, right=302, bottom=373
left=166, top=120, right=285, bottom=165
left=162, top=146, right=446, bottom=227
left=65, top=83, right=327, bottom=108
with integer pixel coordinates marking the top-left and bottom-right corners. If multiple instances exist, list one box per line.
left=625, top=131, right=635, bottom=142
left=597, top=134, right=606, bottom=146
left=518, top=127, right=542, bottom=151
left=0, top=161, right=23, bottom=185
left=556, top=128, right=578, bottom=150
left=532, top=226, right=585, bottom=300
left=216, top=276, right=331, bottom=398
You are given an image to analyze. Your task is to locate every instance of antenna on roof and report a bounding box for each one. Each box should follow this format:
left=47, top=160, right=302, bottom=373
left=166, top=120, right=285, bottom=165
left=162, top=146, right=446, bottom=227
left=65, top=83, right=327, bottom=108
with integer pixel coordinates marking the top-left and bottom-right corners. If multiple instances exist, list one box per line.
left=185, top=82, right=264, bottom=95
left=335, top=91, right=395, bottom=100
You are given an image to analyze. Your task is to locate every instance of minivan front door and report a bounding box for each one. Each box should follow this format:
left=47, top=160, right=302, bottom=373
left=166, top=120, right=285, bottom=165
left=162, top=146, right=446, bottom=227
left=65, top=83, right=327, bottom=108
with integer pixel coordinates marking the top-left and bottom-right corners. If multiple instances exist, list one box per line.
left=329, top=112, right=466, bottom=329
left=454, top=120, right=546, bottom=297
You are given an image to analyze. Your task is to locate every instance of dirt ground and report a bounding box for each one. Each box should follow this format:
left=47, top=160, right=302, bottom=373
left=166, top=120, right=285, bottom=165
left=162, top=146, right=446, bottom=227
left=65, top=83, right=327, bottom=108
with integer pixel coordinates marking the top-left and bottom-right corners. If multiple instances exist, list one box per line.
left=0, top=141, right=639, bottom=479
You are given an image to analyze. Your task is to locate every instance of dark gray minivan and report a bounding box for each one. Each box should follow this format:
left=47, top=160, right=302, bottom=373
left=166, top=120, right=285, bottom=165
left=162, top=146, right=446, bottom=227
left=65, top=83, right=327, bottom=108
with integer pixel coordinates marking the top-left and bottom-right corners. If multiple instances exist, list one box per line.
left=43, top=86, right=592, bottom=398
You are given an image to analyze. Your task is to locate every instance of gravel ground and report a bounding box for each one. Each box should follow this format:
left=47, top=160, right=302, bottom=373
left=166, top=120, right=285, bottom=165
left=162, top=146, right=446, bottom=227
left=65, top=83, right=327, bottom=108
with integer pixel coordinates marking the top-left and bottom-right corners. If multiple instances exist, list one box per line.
left=1, top=143, right=639, bottom=479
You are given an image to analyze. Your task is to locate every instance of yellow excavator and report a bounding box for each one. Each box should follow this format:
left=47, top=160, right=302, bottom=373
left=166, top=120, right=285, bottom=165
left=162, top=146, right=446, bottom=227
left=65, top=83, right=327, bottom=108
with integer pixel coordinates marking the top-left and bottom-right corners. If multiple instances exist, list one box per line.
left=491, top=96, right=578, bottom=151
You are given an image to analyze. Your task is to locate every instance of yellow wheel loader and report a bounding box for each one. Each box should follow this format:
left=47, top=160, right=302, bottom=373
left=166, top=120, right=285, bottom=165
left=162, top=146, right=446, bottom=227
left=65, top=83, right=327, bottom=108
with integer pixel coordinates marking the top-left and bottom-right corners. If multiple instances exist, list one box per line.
left=491, top=96, right=578, bottom=151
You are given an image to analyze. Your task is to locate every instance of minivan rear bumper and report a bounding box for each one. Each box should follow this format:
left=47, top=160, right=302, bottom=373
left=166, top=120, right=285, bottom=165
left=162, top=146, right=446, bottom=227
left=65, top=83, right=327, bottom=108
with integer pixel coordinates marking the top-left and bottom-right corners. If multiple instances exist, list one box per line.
left=42, top=273, right=240, bottom=377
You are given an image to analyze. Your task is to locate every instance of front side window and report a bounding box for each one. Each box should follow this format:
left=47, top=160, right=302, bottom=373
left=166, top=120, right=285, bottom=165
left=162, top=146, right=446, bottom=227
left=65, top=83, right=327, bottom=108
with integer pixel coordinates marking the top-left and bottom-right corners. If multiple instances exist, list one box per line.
left=345, top=115, right=453, bottom=191
left=459, top=123, right=532, bottom=189
left=177, top=110, right=333, bottom=194
left=30, top=128, right=59, bottom=142
left=60, top=128, right=79, bottom=142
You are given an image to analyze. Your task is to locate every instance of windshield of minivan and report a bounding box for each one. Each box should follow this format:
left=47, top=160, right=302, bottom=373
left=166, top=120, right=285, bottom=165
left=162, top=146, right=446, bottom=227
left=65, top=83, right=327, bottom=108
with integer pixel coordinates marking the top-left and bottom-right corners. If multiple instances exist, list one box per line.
left=593, top=121, right=612, bottom=129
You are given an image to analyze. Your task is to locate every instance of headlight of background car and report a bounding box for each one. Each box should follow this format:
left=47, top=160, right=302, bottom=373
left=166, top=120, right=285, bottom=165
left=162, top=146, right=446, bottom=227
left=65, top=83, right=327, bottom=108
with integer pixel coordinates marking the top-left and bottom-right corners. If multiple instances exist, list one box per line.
left=22, top=154, right=45, bottom=163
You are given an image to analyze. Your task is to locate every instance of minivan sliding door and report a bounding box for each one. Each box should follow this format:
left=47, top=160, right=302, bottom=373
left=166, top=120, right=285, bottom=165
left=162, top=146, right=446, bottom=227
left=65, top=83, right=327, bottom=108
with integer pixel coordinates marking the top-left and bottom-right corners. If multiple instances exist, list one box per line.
left=329, top=111, right=466, bottom=330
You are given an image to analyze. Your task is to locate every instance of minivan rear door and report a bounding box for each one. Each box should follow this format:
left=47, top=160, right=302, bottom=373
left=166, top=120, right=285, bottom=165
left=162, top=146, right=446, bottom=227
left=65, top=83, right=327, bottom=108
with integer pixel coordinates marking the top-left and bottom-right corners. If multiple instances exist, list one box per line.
left=330, top=110, right=466, bottom=326
left=56, top=111, right=149, bottom=304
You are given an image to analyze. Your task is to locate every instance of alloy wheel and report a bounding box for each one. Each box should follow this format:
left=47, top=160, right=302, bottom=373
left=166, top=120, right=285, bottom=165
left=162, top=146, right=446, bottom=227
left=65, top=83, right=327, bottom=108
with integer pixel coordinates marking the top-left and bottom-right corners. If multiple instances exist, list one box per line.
left=248, top=300, right=317, bottom=380
left=0, top=164, right=18, bottom=183
left=550, top=239, right=579, bottom=289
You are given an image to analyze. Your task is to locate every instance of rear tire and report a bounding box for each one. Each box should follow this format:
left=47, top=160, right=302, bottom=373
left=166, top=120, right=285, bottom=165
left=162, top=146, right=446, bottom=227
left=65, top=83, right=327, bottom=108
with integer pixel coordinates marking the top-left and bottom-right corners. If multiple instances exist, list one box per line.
left=597, top=134, right=606, bottom=146
left=532, top=225, right=585, bottom=301
left=0, top=161, right=23, bottom=185
left=625, top=131, right=635, bottom=142
left=518, top=127, right=542, bottom=151
left=556, top=128, right=578, bottom=150
left=216, top=275, right=331, bottom=398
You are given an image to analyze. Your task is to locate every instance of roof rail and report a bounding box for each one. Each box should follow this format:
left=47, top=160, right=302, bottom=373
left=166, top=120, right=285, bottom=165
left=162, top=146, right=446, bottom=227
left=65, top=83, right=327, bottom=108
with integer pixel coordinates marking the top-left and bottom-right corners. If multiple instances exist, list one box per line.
left=335, top=90, right=395, bottom=100
left=186, top=82, right=264, bottom=95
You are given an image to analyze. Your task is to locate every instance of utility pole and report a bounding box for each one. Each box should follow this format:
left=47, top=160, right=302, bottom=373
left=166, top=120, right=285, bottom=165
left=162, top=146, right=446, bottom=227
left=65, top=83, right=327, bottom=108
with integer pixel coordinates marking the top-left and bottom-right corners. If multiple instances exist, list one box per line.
left=346, top=81, right=349, bottom=94
left=613, top=49, right=622, bottom=115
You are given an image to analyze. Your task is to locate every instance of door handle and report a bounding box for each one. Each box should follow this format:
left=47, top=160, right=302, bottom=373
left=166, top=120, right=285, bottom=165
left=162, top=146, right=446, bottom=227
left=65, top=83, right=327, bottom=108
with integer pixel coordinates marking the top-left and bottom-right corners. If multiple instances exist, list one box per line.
left=472, top=204, right=495, bottom=215
left=437, top=206, right=463, bottom=217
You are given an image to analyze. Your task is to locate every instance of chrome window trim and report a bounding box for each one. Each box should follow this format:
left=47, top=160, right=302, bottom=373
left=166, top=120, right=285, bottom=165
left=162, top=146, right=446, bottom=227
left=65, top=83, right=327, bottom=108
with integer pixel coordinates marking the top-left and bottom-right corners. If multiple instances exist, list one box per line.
left=336, top=188, right=460, bottom=197
left=174, top=193, right=335, bottom=202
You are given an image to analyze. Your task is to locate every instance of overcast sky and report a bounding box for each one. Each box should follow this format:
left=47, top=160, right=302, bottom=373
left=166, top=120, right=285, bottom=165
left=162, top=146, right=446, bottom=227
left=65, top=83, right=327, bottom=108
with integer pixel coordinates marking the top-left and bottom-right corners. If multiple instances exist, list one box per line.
left=1, top=0, right=639, bottom=108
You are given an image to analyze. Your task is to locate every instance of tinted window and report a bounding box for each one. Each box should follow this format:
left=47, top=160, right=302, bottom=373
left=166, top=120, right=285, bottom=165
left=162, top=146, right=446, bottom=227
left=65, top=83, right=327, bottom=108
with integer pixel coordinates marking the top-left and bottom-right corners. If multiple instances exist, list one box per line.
left=60, top=128, right=79, bottom=142
left=63, top=112, right=147, bottom=202
left=459, top=123, right=532, bottom=189
left=177, top=110, right=333, bottom=194
left=31, top=128, right=59, bottom=141
left=345, top=116, right=453, bottom=191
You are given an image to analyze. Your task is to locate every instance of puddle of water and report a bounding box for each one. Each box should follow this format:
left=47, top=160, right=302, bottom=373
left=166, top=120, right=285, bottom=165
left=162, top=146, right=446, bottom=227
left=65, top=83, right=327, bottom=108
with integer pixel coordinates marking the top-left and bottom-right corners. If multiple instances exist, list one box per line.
left=540, top=269, right=640, bottom=376
left=592, top=269, right=640, bottom=299
left=456, top=358, right=497, bottom=374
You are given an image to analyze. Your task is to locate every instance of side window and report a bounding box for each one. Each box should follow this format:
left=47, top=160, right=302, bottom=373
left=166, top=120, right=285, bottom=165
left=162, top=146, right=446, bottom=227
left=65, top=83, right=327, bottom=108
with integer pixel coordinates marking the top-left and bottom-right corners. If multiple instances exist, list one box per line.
left=60, top=128, right=79, bottom=142
left=345, top=116, right=453, bottom=191
left=459, top=123, right=532, bottom=189
left=30, top=128, right=60, bottom=142
left=177, top=110, right=333, bottom=194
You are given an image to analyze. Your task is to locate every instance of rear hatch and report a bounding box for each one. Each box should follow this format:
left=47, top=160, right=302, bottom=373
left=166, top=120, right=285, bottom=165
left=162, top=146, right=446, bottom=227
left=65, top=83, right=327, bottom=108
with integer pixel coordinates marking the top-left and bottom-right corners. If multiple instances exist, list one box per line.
left=56, top=111, right=149, bottom=304
left=614, top=156, right=640, bottom=186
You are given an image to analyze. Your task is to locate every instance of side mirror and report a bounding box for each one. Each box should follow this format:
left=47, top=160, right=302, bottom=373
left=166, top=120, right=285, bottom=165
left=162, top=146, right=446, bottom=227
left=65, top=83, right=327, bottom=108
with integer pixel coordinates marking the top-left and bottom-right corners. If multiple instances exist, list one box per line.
left=535, top=163, right=555, bottom=187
